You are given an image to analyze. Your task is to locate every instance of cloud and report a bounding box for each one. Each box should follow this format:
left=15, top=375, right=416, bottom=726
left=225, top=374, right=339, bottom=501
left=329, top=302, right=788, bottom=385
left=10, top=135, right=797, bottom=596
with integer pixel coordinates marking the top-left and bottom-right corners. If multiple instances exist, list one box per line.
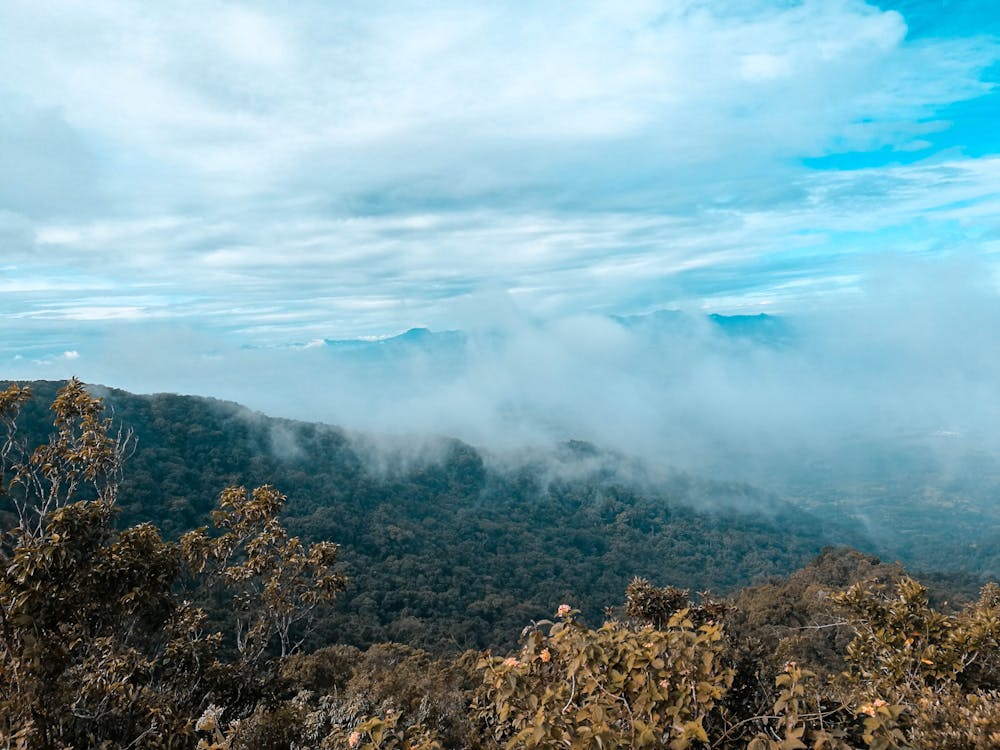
left=0, top=2, right=995, bottom=210
left=8, top=248, right=1000, bottom=577
left=9, top=253, right=996, bottom=460
left=7, top=153, right=998, bottom=344
left=0, top=0, right=998, bottom=426
left=0, top=94, right=104, bottom=220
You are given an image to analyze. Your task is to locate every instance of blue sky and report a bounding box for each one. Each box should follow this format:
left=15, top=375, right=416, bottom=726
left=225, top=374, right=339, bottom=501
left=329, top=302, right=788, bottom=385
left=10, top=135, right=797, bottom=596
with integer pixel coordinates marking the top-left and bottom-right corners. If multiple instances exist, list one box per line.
left=2, top=0, right=999, bottom=398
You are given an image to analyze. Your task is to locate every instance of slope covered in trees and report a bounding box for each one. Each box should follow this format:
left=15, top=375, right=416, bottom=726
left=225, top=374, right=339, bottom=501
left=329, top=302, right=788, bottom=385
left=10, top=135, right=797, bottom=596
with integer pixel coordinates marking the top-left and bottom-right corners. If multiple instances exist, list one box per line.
left=4, top=380, right=1000, bottom=748
left=2, top=380, right=871, bottom=651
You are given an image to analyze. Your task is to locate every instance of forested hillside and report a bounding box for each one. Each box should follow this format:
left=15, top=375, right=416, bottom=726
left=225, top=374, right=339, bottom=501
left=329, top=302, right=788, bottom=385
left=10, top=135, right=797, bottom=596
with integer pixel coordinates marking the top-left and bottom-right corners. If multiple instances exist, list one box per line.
left=3, top=380, right=868, bottom=651
left=4, top=379, right=1000, bottom=749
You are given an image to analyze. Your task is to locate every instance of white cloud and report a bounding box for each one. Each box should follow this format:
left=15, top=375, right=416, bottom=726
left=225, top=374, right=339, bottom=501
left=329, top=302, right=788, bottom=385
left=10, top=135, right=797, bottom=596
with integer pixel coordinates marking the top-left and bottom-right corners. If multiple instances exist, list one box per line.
left=11, top=256, right=997, bottom=493
left=8, top=154, right=995, bottom=337
left=209, top=7, right=296, bottom=69
left=0, top=0, right=992, bottom=206
left=739, top=53, right=792, bottom=81
left=0, top=0, right=996, bottom=348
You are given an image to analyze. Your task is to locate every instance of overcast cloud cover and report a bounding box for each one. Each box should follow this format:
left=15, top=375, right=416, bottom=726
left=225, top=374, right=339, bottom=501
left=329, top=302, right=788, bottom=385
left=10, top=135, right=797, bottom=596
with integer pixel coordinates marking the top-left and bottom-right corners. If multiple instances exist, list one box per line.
left=2, top=0, right=1000, bottom=480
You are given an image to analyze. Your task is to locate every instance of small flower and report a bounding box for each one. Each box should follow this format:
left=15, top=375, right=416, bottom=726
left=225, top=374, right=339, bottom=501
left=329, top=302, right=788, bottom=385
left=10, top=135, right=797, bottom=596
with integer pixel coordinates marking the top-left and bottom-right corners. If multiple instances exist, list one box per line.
left=556, top=604, right=571, bottom=618
left=196, top=704, right=223, bottom=732
left=859, top=699, right=888, bottom=717
left=348, top=730, right=361, bottom=748
left=658, top=679, right=669, bottom=690
left=503, top=657, right=521, bottom=668
left=540, top=648, right=551, bottom=663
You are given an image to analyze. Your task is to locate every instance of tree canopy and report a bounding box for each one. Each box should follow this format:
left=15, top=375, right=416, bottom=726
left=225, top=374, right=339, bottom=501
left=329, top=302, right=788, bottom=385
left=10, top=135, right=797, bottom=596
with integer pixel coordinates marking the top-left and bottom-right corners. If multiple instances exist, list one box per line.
left=3, top=380, right=999, bottom=749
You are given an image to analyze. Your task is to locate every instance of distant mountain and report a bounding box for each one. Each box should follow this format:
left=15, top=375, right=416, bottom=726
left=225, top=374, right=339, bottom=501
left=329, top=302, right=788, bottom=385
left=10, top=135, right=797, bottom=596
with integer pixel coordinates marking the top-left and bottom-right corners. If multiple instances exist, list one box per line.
left=320, top=326, right=467, bottom=352
left=296, top=311, right=796, bottom=358
left=708, top=312, right=795, bottom=345
left=613, top=309, right=795, bottom=346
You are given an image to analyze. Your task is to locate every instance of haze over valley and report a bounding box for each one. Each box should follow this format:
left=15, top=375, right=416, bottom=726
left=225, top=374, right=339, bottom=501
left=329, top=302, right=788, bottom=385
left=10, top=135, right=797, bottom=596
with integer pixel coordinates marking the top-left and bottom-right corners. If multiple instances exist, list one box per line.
left=9, top=261, right=1000, bottom=578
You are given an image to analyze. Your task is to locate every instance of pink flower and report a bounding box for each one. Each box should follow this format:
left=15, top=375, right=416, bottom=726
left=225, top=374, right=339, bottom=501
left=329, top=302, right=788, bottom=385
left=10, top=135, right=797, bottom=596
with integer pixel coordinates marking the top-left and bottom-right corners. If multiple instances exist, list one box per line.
left=859, top=699, right=888, bottom=717
left=503, top=657, right=521, bottom=668
left=556, top=604, right=571, bottom=618
left=195, top=705, right=223, bottom=732
left=348, top=730, right=362, bottom=748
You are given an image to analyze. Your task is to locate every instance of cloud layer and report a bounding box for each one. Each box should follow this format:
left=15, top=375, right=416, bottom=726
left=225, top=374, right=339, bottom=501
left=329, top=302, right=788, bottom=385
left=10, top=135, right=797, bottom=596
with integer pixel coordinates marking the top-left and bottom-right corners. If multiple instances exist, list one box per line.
left=6, top=253, right=998, bottom=478
left=2, top=0, right=999, bottom=349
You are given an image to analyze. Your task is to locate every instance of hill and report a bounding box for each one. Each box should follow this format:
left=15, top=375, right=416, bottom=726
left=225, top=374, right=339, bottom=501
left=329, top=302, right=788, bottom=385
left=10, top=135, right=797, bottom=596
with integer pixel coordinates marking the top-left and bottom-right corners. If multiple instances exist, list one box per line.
left=5, top=378, right=1000, bottom=749
left=2, top=379, right=871, bottom=651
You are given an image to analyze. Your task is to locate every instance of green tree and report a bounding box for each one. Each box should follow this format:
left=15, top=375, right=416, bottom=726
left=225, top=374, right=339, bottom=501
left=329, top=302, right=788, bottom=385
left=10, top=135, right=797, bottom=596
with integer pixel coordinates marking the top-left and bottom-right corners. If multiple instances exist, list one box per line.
left=181, top=484, right=346, bottom=660
left=0, top=380, right=347, bottom=749
left=475, top=604, right=732, bottom=749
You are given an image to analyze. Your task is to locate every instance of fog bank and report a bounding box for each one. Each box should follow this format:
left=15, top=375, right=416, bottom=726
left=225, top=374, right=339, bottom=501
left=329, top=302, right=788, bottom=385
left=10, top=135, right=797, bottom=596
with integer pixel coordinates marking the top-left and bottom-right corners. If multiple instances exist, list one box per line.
left=8, top=256, right=1000, bottom=499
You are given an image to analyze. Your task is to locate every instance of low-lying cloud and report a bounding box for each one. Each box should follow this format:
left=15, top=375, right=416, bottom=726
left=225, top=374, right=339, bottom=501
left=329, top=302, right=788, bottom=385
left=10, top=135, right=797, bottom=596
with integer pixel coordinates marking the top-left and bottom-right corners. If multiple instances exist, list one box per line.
left=8, top=255, right=998, bottom=498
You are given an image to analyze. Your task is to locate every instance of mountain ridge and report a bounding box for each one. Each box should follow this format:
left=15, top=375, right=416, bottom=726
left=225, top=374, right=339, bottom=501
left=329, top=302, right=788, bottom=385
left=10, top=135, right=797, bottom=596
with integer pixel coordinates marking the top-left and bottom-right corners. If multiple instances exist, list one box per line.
left=262, top=310, right=796, bottom=354
left=2, top=378, right=871, bottom=651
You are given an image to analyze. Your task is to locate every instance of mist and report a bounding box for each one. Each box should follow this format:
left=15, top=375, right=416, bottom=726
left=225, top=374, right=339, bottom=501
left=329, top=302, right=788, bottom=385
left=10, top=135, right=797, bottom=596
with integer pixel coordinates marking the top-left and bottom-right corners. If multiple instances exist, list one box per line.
left=9, top=255, right=998, bottom=494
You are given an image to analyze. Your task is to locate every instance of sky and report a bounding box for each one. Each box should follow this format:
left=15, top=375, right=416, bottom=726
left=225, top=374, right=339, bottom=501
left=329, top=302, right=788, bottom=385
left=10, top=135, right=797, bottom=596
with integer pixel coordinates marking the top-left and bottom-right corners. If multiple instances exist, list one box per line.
left=2, top=1, right=1000, bottom=466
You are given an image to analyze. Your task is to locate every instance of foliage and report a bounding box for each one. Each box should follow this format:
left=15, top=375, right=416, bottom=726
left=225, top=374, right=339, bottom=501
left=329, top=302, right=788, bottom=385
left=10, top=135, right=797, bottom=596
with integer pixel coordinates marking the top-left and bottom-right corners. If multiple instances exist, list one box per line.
left=282, top=643, right=483, bottom=749
left=624, top=577, right=729, bottom=630
left=470, top=565, right=1000, bottom=749
left=181, top=484, right=346, bottom=659
left=1, top=380, right=866, bottom=653
left=0, top=381, right=346, bottom=749
left=476, top=603, right=732, bottom=749
left=302, top=707, right=444, bottom=750
left=5, top=380, right=1000, bottom=749
left=830, top=576, right=1000, bottom=748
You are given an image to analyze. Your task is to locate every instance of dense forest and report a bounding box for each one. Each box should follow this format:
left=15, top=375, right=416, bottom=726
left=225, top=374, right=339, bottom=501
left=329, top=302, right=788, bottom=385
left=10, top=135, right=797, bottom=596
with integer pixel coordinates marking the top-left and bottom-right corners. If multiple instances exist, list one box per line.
left=3, top=379, right=1000, bottom=748
left=0, top=380, right=881, bottom=652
